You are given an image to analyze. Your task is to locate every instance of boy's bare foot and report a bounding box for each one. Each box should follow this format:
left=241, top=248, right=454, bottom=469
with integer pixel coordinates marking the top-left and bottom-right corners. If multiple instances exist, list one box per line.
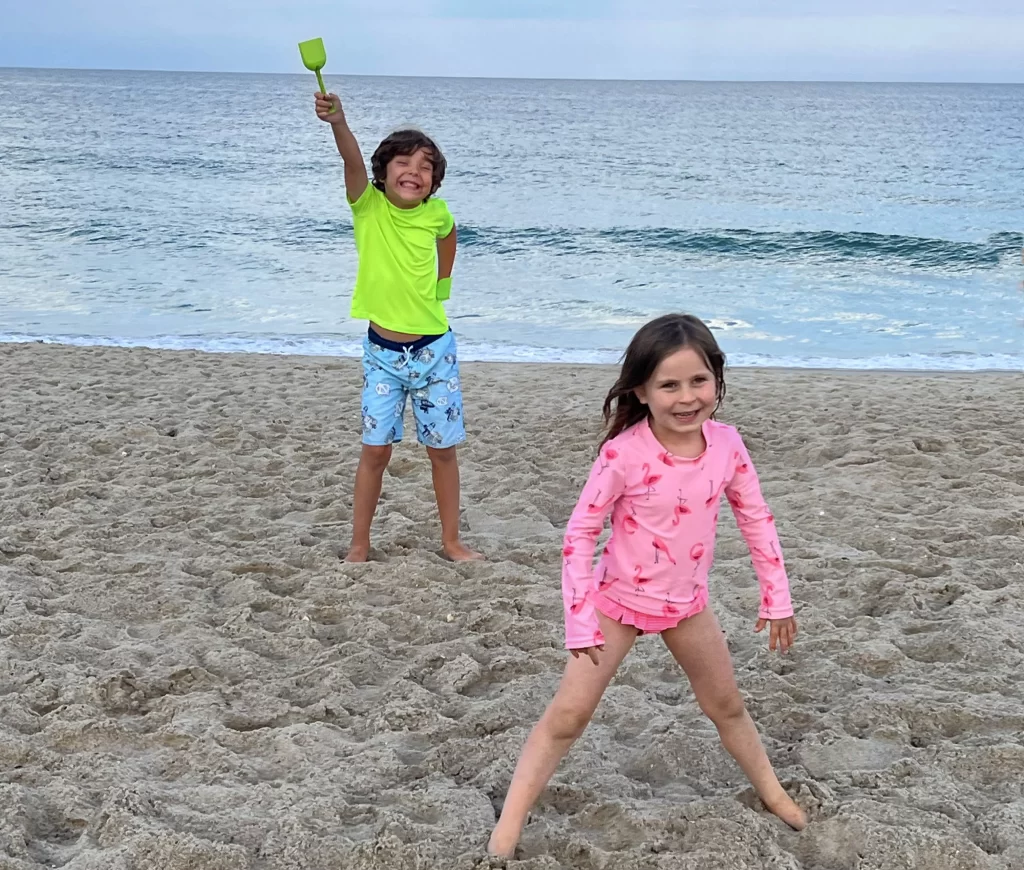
left=344, top=543, right=370, bottom=563
left=443, top=540, right=485, bottom=562
left=764, top=792, right=808, bottom=830
left=486, top=827, right=516, bottom=859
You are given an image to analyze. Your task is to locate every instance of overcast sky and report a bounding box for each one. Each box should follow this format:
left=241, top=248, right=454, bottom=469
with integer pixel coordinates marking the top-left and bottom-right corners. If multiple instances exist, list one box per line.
left=2, top=1, right=1022, bottom=82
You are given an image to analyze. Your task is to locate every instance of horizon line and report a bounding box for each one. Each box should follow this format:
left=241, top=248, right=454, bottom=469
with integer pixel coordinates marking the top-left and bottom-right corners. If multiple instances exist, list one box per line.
left=1, top=64, right=1021, bottom=87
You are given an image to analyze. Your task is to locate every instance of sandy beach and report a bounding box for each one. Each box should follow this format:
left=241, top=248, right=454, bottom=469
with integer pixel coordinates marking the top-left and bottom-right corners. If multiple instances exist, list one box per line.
left=1, top=342, right=1022, bottom=870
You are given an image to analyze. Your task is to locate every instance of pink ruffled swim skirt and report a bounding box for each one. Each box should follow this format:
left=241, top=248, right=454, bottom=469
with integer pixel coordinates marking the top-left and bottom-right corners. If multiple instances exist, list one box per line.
left=591, top=588, right=707, bottom=635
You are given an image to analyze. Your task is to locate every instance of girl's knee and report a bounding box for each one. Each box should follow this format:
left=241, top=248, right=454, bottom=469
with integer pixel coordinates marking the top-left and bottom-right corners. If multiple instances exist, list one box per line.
left=542, top=702, right=593, bottom=742
left=700, top=690, right=746, bottom=726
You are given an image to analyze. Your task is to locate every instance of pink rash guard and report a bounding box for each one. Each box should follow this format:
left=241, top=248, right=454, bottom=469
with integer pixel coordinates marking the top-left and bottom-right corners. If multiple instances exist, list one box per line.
left=561, top=417, right=794, bottom=649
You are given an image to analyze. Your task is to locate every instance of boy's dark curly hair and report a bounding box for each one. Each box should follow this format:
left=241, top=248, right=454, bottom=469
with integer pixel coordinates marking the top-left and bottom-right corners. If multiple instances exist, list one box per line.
left=370, top=129, right=447, bottom=200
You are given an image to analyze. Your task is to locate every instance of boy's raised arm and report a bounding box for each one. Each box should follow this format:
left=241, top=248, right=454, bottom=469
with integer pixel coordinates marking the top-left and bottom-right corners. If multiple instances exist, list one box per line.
left=315, top=92, right=368, bottom=204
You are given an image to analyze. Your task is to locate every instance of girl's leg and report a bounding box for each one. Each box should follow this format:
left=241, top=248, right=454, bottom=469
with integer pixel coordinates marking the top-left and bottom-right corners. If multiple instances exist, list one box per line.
left=487, top=613, right=640, bottom=857
left=660, top=608, right=807, bottom=830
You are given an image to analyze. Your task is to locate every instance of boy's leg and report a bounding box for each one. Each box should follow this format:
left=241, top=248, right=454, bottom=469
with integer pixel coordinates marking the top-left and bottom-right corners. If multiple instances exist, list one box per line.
left=425, top=445, right=480, bottom=561
left=346, top=444, right=393, bottom=562
left=347, top=341, right=407, bottom=562
left=409, top=331, right=481, bottom=561
left=660, top=608, right=807, bottom=830
left=488, top=612, right=640, bottom=858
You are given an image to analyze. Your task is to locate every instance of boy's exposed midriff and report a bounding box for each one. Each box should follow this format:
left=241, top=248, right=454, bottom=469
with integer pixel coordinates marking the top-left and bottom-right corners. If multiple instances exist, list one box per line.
left=370, top=322, right=423, bottom=343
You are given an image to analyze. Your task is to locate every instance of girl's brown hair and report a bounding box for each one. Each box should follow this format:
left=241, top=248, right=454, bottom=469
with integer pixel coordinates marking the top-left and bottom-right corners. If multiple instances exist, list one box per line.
left=601, top=314, right=726, bottom=446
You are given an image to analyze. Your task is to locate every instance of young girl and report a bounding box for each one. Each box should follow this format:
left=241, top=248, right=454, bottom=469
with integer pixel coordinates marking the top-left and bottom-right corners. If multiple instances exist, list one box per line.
left=488, top=313, right=807, bottom=858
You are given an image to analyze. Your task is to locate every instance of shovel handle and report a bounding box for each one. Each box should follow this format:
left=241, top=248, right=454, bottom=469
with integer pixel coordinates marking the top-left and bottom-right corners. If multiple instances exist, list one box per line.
left=315, top=70, right=335, bottom=113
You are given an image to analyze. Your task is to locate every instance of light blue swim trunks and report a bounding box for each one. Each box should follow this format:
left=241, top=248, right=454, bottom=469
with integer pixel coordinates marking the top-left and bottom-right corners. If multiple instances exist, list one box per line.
left=360, top=327, right=466, bottom=448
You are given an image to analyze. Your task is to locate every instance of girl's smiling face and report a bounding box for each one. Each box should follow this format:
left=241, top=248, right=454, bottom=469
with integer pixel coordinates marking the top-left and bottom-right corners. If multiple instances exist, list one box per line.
left=635, top=345, right=718, bottom=451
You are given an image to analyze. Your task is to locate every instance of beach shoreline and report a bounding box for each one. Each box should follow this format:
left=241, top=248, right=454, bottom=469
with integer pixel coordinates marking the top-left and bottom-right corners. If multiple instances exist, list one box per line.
left=1, top=342, right=1022, bottom=869
left=4, top=337, right=1024, bottom=373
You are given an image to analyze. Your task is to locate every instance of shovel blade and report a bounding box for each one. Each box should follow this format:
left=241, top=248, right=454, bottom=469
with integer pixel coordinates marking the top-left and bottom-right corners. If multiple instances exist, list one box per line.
left=298, top=38, right=327, bottom=71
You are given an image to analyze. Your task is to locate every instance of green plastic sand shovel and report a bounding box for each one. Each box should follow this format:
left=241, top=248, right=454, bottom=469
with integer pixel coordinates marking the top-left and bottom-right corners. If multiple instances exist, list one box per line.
left=299, top=37, right=334, bottom=112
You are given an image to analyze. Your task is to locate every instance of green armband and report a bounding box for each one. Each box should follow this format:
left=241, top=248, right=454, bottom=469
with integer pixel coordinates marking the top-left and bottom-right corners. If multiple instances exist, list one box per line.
left=436, top=276, right=452, bottom=301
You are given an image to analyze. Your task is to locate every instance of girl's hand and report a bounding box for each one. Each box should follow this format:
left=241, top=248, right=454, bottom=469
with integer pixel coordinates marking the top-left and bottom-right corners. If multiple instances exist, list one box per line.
left=755, top=616, right=797, bottom=653
left=570, top=644, right=604, bottom=666
left=314, top=92, right=345, bottom=123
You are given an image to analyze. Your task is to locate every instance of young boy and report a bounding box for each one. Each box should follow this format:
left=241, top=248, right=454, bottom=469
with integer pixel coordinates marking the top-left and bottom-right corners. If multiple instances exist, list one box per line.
left=315, top=90, right=482, bottom=563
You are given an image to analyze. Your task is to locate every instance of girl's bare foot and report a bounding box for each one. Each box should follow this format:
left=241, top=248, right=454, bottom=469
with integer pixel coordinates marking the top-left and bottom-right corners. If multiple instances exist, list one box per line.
left=486, top=827, right=517, bottom=859
left=764, top=791, right=808, bottom=830
left=443, top=540, right=485, bottom=562
left=344, top=543, right=370, bottom=563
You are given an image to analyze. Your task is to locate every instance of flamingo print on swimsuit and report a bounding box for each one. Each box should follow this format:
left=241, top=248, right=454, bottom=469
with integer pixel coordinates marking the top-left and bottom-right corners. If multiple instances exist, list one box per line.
left=621, top=505, right=639, bottom=535
left=753, top=544, right=781, bottom=616
left=754, top=541, right=783, bottom=568
left=651, top=535, right=676, bottom=565
left=705, top=479, right=720, bottom=508
left=641, top=463, right=662, bottom=499
left=672, top=490, right=692, bottom=526
left=597, top=446, right=618, bottom=475
left=689, top=541, right=705, bottom=578
left=587, top=489, right=614, bottom=514
left=632, top=564, right=652, bottom=593
left=569, top=588, right=586, bottom=615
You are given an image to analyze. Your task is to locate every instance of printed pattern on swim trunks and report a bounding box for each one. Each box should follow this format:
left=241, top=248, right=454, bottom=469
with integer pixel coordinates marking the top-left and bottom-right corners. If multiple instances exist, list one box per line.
left=360, top=330, right=466, bottom=449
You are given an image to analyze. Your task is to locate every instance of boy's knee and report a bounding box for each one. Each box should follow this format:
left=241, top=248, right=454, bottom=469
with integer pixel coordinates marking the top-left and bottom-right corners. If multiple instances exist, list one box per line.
left=360, top=444, right=393, bottom=472
left=426, top=445, right=458, bottom=465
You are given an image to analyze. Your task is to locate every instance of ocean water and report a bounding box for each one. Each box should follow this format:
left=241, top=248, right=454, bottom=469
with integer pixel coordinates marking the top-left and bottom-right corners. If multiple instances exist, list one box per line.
left=1, top=67, right=1022, bottom=370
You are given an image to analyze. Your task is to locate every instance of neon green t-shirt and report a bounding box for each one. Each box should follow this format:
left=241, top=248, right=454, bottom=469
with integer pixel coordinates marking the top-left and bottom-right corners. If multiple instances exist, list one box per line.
left=348, top=184, right=455, bottom=335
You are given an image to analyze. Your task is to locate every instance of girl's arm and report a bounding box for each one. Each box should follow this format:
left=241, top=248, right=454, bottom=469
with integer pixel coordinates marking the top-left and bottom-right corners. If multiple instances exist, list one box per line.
left=724, top=436, right=794, bottom=620
left=561, top=445, right=625, bottom=649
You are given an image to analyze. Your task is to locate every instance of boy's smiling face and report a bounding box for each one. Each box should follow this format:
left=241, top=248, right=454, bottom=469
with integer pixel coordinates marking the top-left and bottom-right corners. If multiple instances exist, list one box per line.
left=384, top=147, right=435, bottom=207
